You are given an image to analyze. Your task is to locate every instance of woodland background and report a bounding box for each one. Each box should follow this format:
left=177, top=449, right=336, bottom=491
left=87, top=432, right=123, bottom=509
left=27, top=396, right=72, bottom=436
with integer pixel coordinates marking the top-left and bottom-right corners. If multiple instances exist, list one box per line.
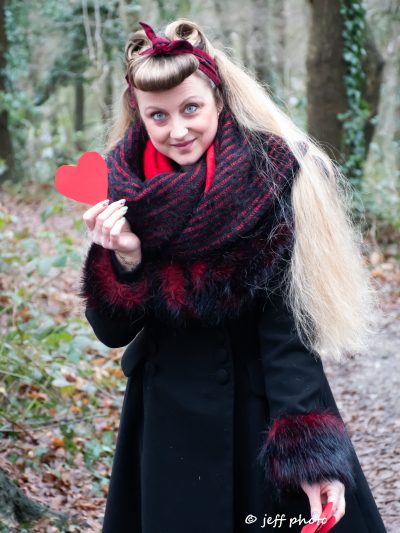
left=0, top=0, right=399, bottom=531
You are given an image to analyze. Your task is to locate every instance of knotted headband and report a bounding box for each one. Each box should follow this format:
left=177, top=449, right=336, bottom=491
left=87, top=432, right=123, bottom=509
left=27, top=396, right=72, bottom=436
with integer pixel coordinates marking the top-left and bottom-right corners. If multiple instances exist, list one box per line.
left=80, top=108, right=302, bottom=326
left=125, top=21, right=222, bottom=109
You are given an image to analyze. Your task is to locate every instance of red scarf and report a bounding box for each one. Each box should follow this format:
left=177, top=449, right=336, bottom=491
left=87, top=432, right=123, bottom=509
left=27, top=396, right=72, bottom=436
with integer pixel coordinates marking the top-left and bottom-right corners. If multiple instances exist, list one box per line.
left=143, top=138, right=215, bottom=192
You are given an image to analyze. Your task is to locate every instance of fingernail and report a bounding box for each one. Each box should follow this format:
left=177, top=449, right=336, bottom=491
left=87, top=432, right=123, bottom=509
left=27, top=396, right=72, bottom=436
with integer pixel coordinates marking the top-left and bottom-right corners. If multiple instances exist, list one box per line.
left=118, top=198, right=126, bottom=205
left=121, top=206, right=128, bottom=213
left=102, top=199, right=110, bottom=206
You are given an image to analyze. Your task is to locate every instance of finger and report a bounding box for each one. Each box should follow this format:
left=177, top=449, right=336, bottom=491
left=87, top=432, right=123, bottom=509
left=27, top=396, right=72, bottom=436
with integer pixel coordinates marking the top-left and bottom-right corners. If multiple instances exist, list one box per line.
left=109, top=216, right=126, bottom=241
left=93, top=199, right=126, bottom=239
left=110, top=219, right=142, bottom=255
left=101, top=205, right=128, bottom=239
left=332, top=490, right=346, bottom=525
left=95, top=199, right=125, bottom=226
left=101, top=212, right=130, bottom=250
left=325, top=496, right=337, bottom=518
left=83, top=199, right=110, bottom=230
left=323, top=480, right=343, bottom=520
left=302, top=482, right=322, bottom=522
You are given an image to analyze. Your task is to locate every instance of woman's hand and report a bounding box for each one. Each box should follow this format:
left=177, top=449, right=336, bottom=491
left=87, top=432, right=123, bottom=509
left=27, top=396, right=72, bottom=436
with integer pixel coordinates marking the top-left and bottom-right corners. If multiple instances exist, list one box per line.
left=82, top=199, right=142, bottom=265
left=301, top=479, right=345, bottom=527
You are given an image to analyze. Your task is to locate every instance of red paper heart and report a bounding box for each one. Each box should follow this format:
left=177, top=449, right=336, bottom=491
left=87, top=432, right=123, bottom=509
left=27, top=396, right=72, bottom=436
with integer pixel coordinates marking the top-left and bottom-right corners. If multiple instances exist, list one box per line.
left=317, top=515, right=336, bottom=533
left=300, top=502, right=334, bottom=533
left=300, top=520, right=320, bottom=533
left=55, top=151, right=108, bottom=205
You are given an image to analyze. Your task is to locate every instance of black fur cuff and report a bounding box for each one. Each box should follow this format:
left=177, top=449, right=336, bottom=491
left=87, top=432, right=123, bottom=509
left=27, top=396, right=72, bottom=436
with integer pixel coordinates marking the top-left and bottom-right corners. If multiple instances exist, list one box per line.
left=79, top=243, right=150, bottom=320
left=256, top=410, right=356, bottom=495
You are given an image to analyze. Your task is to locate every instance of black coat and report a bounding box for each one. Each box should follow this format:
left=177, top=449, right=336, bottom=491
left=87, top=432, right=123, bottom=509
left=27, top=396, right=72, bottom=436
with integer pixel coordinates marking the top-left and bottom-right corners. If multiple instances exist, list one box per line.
left=82, top=253, right=387, bottom=533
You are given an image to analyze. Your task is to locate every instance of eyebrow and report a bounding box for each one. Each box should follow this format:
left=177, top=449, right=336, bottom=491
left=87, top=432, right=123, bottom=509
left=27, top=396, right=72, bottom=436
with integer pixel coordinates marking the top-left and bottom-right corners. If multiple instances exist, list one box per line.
left=145, top=96, right=204, bottom=112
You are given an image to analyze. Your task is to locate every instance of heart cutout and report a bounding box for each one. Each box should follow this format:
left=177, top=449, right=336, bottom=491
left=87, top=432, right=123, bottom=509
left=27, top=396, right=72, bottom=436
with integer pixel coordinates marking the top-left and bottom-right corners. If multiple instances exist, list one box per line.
left=300, top=502, right=334, bottom=533
left=317, top=515, right=336, bottom=533
left=55, top=151, right=108, bottom=205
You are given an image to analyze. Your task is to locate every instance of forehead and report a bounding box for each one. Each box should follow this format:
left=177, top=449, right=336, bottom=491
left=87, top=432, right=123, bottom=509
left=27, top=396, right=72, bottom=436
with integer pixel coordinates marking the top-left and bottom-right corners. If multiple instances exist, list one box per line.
left=134, top=73, right=212, bottom=110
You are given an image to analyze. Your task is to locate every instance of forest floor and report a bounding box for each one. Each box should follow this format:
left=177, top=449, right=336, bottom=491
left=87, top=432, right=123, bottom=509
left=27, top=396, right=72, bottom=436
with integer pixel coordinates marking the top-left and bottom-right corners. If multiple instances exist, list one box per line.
left=0, top=182, right=399, bottom=532
left=324, top=264, right=399, bottom=532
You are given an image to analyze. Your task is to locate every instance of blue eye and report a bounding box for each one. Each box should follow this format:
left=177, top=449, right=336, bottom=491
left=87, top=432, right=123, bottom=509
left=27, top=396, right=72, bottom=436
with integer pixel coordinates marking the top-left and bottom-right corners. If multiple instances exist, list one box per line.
left=186, top=103, right=198, bottom=113
left=152, top=111, right=165, bottom=121
left=150, top=104, right=199, bottom=122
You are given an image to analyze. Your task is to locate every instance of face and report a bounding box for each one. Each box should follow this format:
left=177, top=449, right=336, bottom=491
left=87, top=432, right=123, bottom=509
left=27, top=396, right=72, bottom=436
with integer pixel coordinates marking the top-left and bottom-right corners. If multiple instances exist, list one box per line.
left=134, top=73, right=222, bottom=168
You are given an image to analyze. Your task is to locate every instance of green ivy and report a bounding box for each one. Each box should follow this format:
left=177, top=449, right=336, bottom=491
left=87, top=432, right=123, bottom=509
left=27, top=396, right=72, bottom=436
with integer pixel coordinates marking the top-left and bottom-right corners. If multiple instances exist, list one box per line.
left=338, top=0, right=370, bottom=192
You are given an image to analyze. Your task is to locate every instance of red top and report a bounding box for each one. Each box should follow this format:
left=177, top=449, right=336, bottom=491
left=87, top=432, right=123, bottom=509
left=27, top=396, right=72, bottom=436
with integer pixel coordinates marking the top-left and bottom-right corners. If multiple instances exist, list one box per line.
left=143, top=138, right=215, bottom=192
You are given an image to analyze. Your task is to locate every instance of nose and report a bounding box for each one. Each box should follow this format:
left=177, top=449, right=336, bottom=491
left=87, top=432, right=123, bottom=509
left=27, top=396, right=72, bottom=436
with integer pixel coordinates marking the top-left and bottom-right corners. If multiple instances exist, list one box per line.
left=170, top=117, right=189, bottom=141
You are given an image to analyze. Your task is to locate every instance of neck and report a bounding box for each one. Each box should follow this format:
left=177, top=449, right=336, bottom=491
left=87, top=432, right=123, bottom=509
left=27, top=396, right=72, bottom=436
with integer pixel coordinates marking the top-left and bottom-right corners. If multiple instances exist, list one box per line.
left=170, top=159, right=194, bottom=172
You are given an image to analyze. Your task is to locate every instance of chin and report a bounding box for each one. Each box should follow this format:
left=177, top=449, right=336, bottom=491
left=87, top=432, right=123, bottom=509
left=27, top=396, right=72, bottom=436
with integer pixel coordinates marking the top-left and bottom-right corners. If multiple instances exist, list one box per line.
left=176, top=157, right=199, bottom=166
left=173, top=150, right=205, bottom=167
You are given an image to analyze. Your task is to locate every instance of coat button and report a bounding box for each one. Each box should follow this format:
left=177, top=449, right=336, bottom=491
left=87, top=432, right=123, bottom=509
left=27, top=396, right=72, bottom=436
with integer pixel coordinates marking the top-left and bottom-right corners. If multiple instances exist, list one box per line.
left=147, top=361, right=158, bottom=376
left=216, top=368, right=229, bottom=384
left=216, top=347, right=229, bottom=363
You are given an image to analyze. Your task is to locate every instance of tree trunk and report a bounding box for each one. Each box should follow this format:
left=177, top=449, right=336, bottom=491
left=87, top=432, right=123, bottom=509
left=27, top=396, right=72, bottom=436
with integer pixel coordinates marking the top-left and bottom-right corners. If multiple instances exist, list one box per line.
left=75, top=79, right=85, bottom=151
left=250, top=0, right=273, bottom=84
left=271, top=0, right=286, bottom=93
left=306, top=0, right=347, bottom=161
left=75, top=80, right=84, bottom=133
left=214, top=0, right=249, bottom=64
left=306, top=0, right=383, bottom=164
left=362, top=22, right=384, bottom=158
left=394, top=53, right=400, bottom=171
left=0, top=467, right=69, bottom=529
left=0, top=0, right=15, bottom=184
left=102, top=64, right=113, bottom=123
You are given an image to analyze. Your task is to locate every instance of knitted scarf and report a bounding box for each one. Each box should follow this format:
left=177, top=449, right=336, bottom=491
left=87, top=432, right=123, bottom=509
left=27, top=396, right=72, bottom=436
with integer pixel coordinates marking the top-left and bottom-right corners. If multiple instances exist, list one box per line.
left=80, top=108, right=301, bottom=326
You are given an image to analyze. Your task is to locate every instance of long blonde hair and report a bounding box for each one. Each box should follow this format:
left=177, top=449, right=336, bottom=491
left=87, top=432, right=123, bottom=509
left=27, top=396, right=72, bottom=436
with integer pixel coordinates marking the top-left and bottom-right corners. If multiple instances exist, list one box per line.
left=104, top=18, right=381, bottom=363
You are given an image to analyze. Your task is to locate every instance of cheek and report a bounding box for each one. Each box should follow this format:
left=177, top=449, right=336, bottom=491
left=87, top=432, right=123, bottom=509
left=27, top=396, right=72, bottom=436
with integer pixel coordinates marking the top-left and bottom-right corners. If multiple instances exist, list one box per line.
left=201, top=112, right=218, bottom=139
left=143, top=122, right=166, bottom=144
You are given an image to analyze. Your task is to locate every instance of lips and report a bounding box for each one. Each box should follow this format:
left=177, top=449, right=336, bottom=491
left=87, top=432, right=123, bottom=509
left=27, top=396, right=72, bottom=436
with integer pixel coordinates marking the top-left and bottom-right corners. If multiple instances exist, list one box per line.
left=172, top=139, right=195, bottom=148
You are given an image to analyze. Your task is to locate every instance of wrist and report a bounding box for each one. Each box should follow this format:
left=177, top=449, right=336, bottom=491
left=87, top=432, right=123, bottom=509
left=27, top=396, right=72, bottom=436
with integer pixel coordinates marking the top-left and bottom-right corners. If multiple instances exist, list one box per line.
left=114, top=250, right=141, bottom=270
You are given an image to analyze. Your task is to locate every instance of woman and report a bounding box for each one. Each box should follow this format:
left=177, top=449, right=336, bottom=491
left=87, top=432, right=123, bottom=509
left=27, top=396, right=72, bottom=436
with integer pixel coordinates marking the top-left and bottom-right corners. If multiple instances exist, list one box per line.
left=80, top=19, right=387, bottom=533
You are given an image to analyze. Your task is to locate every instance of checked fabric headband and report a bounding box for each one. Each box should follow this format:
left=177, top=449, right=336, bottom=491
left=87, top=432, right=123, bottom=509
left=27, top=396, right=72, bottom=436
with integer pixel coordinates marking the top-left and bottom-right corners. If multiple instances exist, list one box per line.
left=125, top=21, right=222, bottom=109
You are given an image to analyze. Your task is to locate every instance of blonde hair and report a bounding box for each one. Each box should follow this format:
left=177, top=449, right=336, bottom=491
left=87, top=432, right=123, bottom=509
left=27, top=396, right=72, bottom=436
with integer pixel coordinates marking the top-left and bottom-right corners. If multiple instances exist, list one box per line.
left=104, top=18, right=381, bottom=363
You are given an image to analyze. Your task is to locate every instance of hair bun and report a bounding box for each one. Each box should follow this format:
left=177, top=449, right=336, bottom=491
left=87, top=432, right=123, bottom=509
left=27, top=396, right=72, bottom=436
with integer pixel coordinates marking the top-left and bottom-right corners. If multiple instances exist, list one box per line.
left=125, top=30, right=151, bottom=61
left=167, top=19, right=207, bottom=50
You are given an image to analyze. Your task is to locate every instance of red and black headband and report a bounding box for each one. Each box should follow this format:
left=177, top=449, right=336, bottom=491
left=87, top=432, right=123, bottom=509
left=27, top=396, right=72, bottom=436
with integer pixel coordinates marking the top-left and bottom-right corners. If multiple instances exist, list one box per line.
left=125, top=21, right=222, bottom=109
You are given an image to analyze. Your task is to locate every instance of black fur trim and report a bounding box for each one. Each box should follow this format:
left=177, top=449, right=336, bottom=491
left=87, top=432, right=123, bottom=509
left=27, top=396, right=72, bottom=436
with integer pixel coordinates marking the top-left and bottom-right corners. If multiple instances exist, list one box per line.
left=256, top=410, right=356, bottom=498
left=78, top=224, right=294, bottom=328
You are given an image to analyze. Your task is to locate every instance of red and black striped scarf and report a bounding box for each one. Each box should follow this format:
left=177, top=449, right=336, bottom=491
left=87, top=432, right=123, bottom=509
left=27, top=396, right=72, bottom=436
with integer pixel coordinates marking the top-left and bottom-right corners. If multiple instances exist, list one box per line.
left=80, top=108, right=300, bottom=326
